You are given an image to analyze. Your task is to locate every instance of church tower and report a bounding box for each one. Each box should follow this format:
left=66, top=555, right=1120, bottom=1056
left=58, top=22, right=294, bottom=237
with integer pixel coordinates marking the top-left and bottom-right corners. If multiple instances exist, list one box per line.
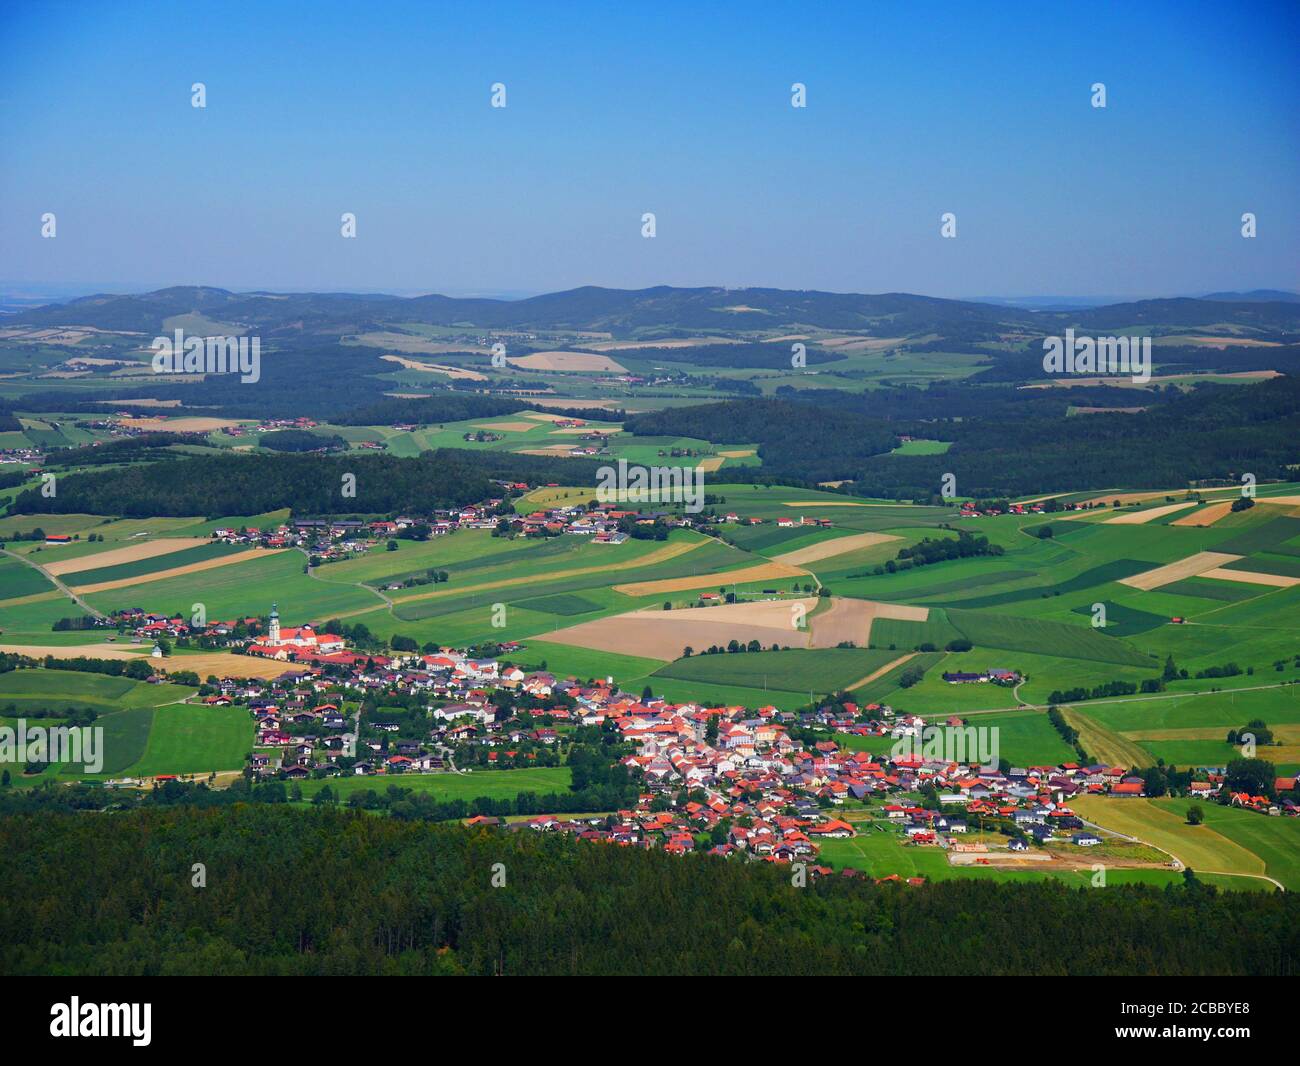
left=268, top=602, right=281, bottom=645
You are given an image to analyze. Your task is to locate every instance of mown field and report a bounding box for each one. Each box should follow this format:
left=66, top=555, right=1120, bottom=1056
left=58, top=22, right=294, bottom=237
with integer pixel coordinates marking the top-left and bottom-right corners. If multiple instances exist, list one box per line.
left=653, top=646, right=901, bottom=695
left=296, top=766, right=572, bottom=802
left=811, top=825, right=1257, bottom=891
left=1072, top=795, right=1300, bottom=890
left=0, top=669, right=251, bottom=783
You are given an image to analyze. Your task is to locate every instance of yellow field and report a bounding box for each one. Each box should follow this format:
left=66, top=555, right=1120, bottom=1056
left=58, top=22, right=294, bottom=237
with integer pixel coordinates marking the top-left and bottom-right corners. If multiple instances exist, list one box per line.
left=508, top=351, right=627, bottom=373
left=116, top=415, right=242, bottom=432
left=771, top=531, right=900, bottom=566
left=1104, top=502, right=1198, bottom=524
left=0, top=643, right=293, bottom=679
left=1170, top=501, right=1235, bottom=527
left=1199, top=567, right=1299, bottom=588
left=380, top=354, right=486, bottom=380
left=1119, top=551, right=1242, bottom=590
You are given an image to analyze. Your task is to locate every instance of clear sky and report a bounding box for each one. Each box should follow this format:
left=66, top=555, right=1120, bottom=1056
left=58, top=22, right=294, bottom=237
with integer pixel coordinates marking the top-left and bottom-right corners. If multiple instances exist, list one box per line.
left=2, top=0, right=1297, bottom=300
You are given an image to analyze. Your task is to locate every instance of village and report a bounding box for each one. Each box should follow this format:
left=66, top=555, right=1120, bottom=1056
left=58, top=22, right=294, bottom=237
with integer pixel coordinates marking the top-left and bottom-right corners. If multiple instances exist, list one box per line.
left=99, top=597, right=1292, bottom=885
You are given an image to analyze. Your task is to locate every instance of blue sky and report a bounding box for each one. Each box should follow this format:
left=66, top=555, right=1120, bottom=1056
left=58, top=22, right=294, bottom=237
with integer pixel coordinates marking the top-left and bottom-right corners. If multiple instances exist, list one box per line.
left=2, top=0, right=1296, bottom=299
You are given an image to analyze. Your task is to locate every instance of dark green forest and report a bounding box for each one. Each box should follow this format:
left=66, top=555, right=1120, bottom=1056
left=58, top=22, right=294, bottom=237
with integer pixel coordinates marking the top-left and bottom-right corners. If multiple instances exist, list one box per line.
left=627, top=376, right=1300, bottom=497
left=11, top=448, right=606, bottom=518
left=0, top=805, right=1293, bottom=976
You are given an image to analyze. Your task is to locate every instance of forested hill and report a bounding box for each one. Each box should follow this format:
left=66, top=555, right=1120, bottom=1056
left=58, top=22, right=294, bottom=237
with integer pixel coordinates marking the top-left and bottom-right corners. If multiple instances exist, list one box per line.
left=625, top=375, right=1300, bottom=498
left=0, top=805, right=1293, bottom=976
left=9, top=448, right=605, bottom=518
left=13, top=284, right=1300, bottom=337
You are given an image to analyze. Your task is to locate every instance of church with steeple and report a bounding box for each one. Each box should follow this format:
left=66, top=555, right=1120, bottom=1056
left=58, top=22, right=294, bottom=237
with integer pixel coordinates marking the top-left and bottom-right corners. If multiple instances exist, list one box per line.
left=247, top=603, right=346, bottom=660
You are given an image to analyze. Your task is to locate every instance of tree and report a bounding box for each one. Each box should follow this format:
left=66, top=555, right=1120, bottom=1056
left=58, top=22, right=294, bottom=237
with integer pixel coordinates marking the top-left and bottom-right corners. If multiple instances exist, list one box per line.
left=1225, top=757, right=1275, bottom=797
left=1186, top=804, right=1204, bottom=826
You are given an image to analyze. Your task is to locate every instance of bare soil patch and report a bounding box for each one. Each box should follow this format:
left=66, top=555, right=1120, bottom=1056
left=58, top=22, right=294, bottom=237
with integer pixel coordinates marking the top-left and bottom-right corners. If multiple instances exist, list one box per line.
left=540, top=598, right=818, bottom=661
left=809, top=597, right=928, bottom=647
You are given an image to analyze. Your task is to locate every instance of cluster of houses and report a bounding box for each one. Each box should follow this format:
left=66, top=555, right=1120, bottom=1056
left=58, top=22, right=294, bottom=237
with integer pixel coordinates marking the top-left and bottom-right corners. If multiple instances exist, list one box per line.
left=0, top=444, right=44, bottom=467
left=942, top=669, right=1021, bottom=685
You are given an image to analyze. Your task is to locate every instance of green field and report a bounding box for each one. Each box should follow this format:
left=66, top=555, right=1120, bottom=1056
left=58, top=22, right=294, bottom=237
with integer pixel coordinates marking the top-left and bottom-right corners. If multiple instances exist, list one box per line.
left=297, top=766, right=572, bottom=802
left=0, top=556, right=57, bottom=599
left=811, top=828, right=1231, bottom=889
left=1073, top=795, right=1300, bottom=890
left=653, top=647, right=901, bottom=694
left=61, top=542, right=252, bottom=586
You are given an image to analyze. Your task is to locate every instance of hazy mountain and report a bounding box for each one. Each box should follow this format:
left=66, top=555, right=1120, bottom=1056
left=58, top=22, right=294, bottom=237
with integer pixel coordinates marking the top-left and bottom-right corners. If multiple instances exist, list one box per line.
left=10, top=284, right=1300, bottom=337
left=1199, top=289, right=1300, bottom=304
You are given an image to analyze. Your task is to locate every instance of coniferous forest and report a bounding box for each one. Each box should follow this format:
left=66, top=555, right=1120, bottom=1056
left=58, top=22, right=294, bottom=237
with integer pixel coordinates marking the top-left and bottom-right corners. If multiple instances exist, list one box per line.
left=0, top=805, right=1294, bottom=976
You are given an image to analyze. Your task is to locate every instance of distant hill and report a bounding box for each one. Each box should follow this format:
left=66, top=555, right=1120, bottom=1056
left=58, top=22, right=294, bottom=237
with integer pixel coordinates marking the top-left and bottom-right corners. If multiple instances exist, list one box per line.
left=1199, top=289, right=1300, bottom=304
left=12, top=283, right=1300, bottom=339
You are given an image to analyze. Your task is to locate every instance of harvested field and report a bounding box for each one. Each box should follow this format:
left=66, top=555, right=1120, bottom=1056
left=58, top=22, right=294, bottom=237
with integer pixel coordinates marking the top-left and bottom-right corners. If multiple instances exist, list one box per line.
left=352, top=331, right=491, bottom=355
left=116, top=415, right=242, bottom=432
left=697, top=457, right=725, bottom=473
left=719, top=449, right=756, bottom=458
left=521, top=411, right=570, bottom=422
left=810, top=597, right=929, bottom=647
left=508, top=351, right=627, bottom=373
left=539, top=598, right=818, bottom=661
left=0, top=644, right=293, bottom=679
left=477, top=420, right=538, bottom=432
left=1119, top=551, right=1242, bottom=591
left=1257, top=495, right=1300, bottom=506
left=587, top=338, right=739, bottom=351
left=772, top=530, right=900, bottom=566
left=1079, top=490, right=1182, bottom=507
left=1170, top=501, right=1235, bottom=527
left=780, top=501, right=868, bottom=508
left=525, top=397, right=631, bottom=411
left=380, top=354, right=486, bottom=380
left=612, top=561, right=806, bottom=597
left=44, top=537, right=212, bottom=577
left=72, top=548, right=287, bottom=594
left=1199, top=567, right=1300, bottom=588
left=1104, top=502, right=1198, bottom=524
